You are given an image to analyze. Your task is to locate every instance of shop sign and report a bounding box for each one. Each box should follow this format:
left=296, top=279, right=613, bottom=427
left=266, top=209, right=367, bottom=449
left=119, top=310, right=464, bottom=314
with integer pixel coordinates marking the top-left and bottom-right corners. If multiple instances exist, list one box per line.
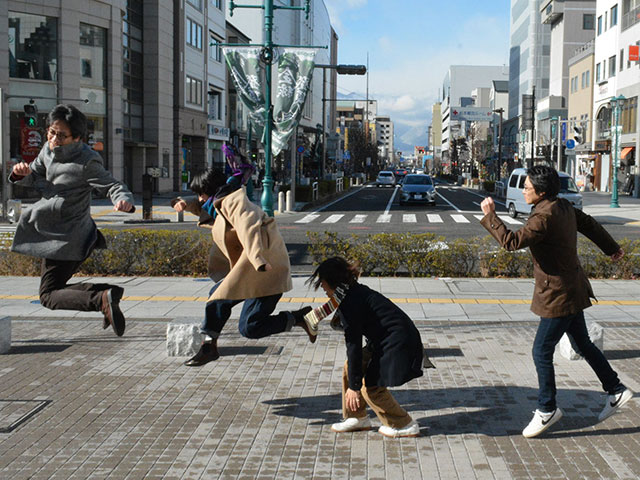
left=20, top=118, right=43, bottom=163
left=593, top=140, right=611, bottom=151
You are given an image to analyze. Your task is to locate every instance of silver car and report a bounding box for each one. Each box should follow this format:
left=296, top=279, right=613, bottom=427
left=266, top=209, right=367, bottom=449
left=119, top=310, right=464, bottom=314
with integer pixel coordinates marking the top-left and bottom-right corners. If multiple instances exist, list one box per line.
left=376, top=170, right=396, bottom=187
left=399, top=174, right=436, bottom=206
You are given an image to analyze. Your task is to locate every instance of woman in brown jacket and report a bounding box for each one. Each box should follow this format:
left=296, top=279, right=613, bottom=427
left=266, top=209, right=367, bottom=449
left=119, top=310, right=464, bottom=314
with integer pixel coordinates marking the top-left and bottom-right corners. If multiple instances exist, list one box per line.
left=480, top=165, right=633, bottom=438
left=173, top=168, right=313, bottom=366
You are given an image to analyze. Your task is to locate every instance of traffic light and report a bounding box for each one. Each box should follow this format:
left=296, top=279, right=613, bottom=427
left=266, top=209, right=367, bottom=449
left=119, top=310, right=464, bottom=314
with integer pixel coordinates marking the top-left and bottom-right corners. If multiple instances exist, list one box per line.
left=573, top=124, right=584, bottom=145
left=24, top=104, right=38, bottom=127
left=250, top=149, right=258, bottom=161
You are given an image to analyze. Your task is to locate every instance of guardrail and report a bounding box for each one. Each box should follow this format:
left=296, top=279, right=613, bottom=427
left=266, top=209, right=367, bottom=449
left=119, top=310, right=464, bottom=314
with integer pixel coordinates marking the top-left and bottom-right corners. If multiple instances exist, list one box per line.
left=312, top=182, right=319, bottom=202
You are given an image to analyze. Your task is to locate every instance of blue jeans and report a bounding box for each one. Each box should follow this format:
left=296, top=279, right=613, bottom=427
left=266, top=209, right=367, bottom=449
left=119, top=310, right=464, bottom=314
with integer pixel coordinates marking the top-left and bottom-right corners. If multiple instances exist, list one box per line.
left=533, top=311, right=624, bottom=412
left=200, top=283, right=294, bottom=339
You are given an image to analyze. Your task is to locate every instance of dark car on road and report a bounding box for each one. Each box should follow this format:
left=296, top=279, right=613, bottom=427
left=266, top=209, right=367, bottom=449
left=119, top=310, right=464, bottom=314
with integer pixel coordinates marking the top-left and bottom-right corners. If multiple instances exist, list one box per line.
left=398, top=174, right=437, bottom=206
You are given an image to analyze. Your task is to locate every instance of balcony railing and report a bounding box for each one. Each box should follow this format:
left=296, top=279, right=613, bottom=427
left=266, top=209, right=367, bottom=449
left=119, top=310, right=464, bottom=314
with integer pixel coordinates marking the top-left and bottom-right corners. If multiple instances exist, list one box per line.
left=622, top=6, right=640, bottom=31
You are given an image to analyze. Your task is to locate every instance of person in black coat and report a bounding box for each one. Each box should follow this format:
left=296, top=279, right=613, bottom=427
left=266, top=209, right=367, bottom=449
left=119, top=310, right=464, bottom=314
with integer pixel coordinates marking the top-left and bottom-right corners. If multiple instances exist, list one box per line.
left=308, top=257, right=432, bottom=438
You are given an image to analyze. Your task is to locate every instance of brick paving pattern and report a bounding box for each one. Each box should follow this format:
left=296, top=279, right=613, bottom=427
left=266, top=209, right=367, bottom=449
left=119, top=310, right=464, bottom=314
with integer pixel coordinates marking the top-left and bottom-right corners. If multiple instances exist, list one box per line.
left=1, top=315, right=639, bottom=479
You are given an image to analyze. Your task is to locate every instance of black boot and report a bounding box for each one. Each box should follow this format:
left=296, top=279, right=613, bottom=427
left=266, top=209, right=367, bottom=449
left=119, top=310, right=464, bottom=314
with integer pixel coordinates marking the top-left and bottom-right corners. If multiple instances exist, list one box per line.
left=184, top=340, right=220, bottom=366
left=292, top=306, right=316, bottom=343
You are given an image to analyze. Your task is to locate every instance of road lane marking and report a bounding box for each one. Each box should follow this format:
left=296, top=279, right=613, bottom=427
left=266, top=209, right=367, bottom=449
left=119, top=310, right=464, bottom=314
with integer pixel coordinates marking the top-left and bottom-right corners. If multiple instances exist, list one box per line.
left=499, top=215, right=523, bottom=225
left=384, top=187, right=399, bottom=214
left=403, top=214, right=417, bottom=223
left=427, top=214, right=443, bottom=223
left=322, top=214, right=344, bottom=223
left=436, top=191, right=462, bottom=212
left=296, top=214, right=320, bottom=223
left=377, top=214, right=392, bottom=223
left=350, top=214, right=367, bottom=223
left=451, top=214, right=470, bottom=223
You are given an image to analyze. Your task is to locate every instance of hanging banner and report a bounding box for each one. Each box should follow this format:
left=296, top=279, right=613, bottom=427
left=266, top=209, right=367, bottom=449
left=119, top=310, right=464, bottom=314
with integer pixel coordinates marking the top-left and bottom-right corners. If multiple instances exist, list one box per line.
left=272, top=48, right=317, bottom=156
left=223, top=47, right=267, bottom=142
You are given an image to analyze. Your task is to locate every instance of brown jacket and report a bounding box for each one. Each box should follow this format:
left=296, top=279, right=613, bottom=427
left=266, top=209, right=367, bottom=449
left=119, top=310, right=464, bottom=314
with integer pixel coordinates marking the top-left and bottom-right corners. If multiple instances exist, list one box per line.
left=480, top=197, right=619, bottom=318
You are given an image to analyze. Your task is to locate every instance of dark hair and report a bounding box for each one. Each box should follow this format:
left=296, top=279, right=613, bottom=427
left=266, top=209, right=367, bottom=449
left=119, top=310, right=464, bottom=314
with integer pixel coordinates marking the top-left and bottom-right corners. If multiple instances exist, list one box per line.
left=526, top=165, right=560, bottom=198
left=190, top=168, right=227, bottom=196
left=307, top=256, right=360, bottom=290
left=47, top=104, right=87, bottom=140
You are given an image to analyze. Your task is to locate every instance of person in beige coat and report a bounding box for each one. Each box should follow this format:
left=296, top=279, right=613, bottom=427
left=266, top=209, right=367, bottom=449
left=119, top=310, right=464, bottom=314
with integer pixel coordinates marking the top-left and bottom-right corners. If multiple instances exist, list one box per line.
left=480, top=165, right=633, bottom=438
left=172, top=168, right=313, bottom=366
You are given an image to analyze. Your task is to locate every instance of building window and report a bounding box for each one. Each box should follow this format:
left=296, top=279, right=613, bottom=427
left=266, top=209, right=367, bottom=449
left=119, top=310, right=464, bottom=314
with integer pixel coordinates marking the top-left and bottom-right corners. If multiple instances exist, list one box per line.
left=8, top=12, right=58, bottom=81
left=620, top=49, right=625, bottom=71
left=187, top=0, right=203, bottom=10
left=208, top=88, right=222, bottom=120
left=581, top=72, right=586, bottom=89
left=611, top=4, right=618, bottom=27
left=212, top=0, right=223, bottom=9
left=596, top=62, right=601, bottom=82
left=123, top=0, right=144, bottom=141
left=609, top=55, right=617, bottom=77
left=597, top=15, right=602, bottom=34
left=209, top=33, right=222, bottom=62
left=80, top=24, right=106, bottom=88
left=186, top=76, right=203, bottom=105
left=583, top=13, right=595, bottom=30
left=621, top=96, right=637, bottom=134
left=585, top=69, right=590, bottom=87
left=186, top=18, right=203, bottom=50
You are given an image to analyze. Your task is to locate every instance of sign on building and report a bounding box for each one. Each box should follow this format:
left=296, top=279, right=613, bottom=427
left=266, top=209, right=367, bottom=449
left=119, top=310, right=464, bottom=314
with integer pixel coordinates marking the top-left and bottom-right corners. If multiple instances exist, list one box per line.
left=449, top=107, right=493, bottom=122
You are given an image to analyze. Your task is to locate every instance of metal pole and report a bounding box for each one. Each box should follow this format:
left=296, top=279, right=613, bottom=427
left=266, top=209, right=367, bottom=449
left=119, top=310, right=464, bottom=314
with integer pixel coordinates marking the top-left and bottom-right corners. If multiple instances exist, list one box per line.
left=610, top=99, right=621, bottom=208
left=556, top=117, right=562, bottom=170
left=322, top=67, right=326, bottom=179
left=497, top=109, right=503, bottom=179
left=635, top=97, right=640, bottom=198
left=530, top=85, right=535, bottom=168
left=261, top=0, right=274, bottom=216
left=0, top=88, right=7, bottom=221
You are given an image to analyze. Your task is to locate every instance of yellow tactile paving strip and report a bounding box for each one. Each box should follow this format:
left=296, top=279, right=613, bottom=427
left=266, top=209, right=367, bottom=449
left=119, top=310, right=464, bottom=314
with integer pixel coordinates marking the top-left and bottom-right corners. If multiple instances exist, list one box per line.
left=1, top=294, right=639, bottom=305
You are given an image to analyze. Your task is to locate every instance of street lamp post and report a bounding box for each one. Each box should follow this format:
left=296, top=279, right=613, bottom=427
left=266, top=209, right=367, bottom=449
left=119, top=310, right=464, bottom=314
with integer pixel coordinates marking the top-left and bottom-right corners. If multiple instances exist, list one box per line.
left=229, top=0, right=312, bottom=216
left=315, top=64, right=366, bottom=179
left=493, top=108, right=503, bottom=179
left=609, top=95, right=625, bottom=208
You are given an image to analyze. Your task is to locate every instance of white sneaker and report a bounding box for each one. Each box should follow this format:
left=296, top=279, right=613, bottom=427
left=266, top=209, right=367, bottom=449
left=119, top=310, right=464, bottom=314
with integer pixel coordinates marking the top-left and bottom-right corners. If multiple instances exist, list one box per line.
left=598, top=388, right=634, bottom=422
left=378, top=420, right=420, bottom=438
left=522, top=408, right=563, bottom=438
left=331, top=417, right=372, bottom=433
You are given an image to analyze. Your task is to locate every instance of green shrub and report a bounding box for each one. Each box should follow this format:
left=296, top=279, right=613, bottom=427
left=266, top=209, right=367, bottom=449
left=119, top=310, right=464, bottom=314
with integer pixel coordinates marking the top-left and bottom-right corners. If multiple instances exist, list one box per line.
left=483, top=180, right=495, bottom=192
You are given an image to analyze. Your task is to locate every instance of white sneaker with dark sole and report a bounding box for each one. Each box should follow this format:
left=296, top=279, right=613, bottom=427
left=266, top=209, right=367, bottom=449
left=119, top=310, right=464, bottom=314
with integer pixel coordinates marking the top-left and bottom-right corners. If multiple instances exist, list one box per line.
left=598, top=388, right=634, bottom=422
left=522, top=408, right=563, bottom=438
left=379, top=420, right=420, bottom=438
left=331, top=417, right=372, bottom=433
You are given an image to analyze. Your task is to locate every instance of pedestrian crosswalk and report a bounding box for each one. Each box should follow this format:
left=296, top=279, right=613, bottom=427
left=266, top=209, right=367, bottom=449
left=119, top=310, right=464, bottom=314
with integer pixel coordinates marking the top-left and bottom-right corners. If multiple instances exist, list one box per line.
left=294, top=213, right=523, bottom=225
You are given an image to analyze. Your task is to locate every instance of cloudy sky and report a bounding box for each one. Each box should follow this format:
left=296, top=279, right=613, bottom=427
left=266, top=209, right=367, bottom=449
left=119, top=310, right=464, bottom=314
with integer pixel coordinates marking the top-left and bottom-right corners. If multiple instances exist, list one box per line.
left=324, top=0, right=512, bottom=152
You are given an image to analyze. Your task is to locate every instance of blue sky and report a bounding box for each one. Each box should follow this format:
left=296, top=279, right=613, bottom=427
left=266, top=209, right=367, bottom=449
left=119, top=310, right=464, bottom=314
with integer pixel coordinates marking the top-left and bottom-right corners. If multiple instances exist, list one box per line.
left=324, top=0, right=512, bottom=151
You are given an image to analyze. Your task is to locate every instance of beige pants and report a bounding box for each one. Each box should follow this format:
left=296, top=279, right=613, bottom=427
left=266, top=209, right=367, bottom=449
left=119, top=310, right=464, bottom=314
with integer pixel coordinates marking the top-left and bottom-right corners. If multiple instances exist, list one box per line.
left=342, top=348, right=413, bottom=429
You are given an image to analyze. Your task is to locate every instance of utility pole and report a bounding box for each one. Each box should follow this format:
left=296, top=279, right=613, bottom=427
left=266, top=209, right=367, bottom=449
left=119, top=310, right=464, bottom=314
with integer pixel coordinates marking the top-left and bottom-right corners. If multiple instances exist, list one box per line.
left=493, top=107, right=504, bottom=179
left=229, top=0, right=312, bottom=216
left=0, top=88, right=6, bottom=222
left=530, top=85, right=535, bottom=168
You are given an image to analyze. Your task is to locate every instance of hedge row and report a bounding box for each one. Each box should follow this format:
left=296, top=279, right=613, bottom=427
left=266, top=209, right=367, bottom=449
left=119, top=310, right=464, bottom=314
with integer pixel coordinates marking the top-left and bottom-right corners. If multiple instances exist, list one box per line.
left=306, top=231, right=640, bottom=279
left=1, top=229, right=638, bottom=278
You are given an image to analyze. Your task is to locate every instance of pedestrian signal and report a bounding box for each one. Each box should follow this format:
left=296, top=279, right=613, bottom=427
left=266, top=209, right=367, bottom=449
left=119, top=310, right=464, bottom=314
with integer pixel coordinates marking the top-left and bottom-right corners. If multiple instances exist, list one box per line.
left=573, top=125, right=583, bottom=145
left=24, top=104, right=38, bottom=127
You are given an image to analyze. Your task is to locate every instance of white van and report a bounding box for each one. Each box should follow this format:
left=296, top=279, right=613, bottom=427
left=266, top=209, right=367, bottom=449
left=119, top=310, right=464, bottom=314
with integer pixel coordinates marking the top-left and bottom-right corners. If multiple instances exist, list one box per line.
left=505, top=168, right=583, bottom=218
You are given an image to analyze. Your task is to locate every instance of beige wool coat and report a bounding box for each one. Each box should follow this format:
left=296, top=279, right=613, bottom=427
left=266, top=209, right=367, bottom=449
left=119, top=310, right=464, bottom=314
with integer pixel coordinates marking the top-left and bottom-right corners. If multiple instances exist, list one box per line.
left=175, top=188, right=292, bottom=301
left=480, top=197, right=619, bottom=318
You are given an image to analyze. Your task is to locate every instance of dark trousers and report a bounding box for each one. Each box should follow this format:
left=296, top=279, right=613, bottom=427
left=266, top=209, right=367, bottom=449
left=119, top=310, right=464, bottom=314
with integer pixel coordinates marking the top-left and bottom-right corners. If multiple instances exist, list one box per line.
left=533, top=310, right=624, bottom=412
left=39, top=258, right=111, bottom=312
left=200, top=283, right=293, bottom=339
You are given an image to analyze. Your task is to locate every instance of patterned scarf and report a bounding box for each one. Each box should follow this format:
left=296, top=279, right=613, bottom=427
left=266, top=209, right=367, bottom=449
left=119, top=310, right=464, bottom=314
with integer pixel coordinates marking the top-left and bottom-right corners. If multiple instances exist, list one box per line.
left=304, top=284, right=349, bottom=333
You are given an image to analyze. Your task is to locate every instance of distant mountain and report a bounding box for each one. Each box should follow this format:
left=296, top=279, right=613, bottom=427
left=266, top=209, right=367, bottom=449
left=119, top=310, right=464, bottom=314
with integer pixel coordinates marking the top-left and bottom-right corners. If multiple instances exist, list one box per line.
left=394, top=124, right=429, bottom=155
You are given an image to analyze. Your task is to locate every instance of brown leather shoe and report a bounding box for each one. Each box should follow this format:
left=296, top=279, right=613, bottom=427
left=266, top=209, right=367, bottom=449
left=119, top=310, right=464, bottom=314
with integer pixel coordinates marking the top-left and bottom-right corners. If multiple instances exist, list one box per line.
left=292, top=307, right=316, bottom=343
left=101, top=288, right=125, bottom=337
left=102, top=286, right=124, bottom=330
left=184, top=340, right=220, bottom=366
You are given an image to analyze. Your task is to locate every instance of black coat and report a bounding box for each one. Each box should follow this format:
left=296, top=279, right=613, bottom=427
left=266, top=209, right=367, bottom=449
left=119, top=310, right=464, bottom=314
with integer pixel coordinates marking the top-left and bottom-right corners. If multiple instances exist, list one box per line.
left=337, top=283, right=425, bottom=390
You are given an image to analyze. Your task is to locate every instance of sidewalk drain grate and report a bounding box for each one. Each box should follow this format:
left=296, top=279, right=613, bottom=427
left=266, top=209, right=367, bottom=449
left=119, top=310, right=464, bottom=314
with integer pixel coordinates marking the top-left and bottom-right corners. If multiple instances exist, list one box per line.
left=426, top=347, right=464, bottom=357
left=0, top=399, right=51, bottom=433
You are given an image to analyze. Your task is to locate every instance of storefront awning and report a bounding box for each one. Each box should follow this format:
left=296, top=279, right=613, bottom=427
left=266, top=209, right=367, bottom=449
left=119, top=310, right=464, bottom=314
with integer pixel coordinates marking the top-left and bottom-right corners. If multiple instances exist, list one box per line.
left=621, top=147, right=634, bottom=159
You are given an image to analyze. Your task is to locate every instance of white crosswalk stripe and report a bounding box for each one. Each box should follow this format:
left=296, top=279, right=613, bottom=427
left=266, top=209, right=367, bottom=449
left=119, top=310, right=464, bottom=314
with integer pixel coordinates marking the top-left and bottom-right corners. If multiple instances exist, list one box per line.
left=473, top=214, right=522, bottom=225
left=451, top=214, right=470, bottom=223
left=403, top=214, right=417, bottom=223
left=322, top=214, right=344, bottom=223
left=350, top=214, right=367, bottom=223
left=377, top=214, right=392, bottom=223
left=296, top=214, right=320, bottom=223
left=427, top=214, right=443, bottom=223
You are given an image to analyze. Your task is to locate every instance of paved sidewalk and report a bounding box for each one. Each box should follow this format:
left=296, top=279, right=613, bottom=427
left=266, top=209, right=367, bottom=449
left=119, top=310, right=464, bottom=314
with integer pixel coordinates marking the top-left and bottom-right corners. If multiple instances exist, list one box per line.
left=1, top=276, right=640, bottom=479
